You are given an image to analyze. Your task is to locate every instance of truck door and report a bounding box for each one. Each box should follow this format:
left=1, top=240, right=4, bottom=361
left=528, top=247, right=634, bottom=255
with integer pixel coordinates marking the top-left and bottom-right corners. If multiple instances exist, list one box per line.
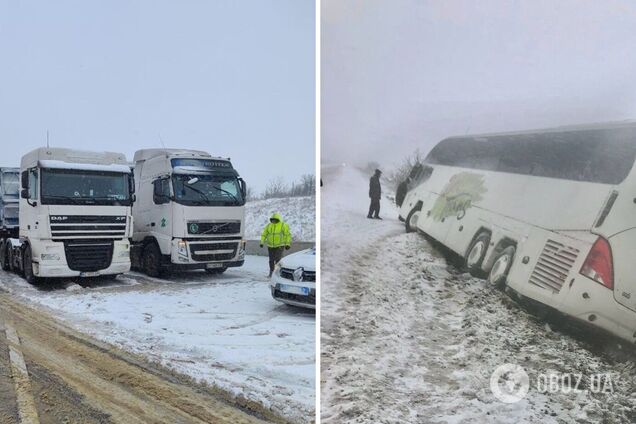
left=151, top=177, right=173, bottom=256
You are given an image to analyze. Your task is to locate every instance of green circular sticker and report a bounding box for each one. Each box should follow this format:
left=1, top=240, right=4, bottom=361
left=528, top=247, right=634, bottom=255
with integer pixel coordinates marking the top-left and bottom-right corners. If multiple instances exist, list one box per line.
left=189, top=223, right=199, bottom=233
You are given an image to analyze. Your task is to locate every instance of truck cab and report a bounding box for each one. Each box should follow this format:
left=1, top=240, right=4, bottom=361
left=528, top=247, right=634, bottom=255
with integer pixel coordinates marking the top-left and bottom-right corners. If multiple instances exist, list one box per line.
left=131, top=149, right=247, bottom=276
left=7, top=147, right=134, bottom=283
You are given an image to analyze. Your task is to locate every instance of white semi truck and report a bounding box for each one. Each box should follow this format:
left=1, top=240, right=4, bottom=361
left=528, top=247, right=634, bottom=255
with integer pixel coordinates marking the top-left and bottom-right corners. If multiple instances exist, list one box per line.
left=0, top=148, right=134, bottom=283
left=130, top=149, right=247, bottom=276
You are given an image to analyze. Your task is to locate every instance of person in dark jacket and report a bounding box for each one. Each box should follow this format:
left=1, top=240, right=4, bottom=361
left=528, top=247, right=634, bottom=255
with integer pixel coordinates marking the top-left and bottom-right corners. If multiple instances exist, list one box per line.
left=367, top=169, right=382, bottom=219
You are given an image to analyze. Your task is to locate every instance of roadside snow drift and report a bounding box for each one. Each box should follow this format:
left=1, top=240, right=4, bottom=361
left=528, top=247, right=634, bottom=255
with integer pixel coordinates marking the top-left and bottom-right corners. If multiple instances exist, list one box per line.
left=245, top=196, right=315, bottom=242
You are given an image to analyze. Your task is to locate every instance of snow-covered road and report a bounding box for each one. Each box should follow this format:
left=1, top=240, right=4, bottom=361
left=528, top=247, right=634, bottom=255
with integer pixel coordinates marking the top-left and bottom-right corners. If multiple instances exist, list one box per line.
left=0, top=256, right=315, bottom=423
left=321, top=164, right=636, bottom=423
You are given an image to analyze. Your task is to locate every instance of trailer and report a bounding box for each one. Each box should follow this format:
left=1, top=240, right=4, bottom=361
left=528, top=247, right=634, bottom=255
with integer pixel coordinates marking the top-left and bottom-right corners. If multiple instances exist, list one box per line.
left=0, top=148, right=134, bottom=283
left=0, top=167, right=19, bottom=237
left=130, top=149, right=247, bottom=276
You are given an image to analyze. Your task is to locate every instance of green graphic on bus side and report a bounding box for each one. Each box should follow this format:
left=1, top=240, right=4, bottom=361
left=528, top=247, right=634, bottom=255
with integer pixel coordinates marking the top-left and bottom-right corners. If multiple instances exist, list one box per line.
left=431, top=172, right=487, bottom=221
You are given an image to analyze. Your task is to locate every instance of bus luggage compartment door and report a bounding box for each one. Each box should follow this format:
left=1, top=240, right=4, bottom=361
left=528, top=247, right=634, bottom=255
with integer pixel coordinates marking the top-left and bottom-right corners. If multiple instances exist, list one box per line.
left=608, top=230, right=636, bottom=312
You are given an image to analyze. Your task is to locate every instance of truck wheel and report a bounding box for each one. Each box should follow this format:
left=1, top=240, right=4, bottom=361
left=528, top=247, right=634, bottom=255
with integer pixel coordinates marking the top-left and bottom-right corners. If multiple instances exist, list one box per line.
left=464, top=232, right=490, bottom=277
left=205, top=267, right=227, bottom=275
left=23, top=245, right=39, bottom=285
left=0, top=241, right=8, bottom=271
left=487, top=245, right=515, bottom=289
left=405, top=206, right=422, bottom=233
left=143, top=243, right=163, bottom=277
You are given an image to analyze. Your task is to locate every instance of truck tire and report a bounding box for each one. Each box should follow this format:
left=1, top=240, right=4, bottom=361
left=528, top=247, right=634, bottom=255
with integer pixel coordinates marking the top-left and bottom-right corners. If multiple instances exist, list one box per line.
left=143, top=243, right=163, bottom=278
left=0, top=241, right=8, bottom=271
left=205, top=267, right=227, bottom=275
left=23, top=245, right=40, bottom=285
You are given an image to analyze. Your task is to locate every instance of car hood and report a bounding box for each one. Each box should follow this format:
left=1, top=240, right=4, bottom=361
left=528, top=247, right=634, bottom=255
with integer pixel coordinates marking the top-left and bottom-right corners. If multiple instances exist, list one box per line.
left=280, top=247, right=316, bottom=272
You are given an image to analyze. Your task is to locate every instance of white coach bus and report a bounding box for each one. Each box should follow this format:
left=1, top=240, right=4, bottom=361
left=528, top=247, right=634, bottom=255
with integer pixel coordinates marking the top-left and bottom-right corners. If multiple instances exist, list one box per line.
left=399, top=122, right=636, bottom=344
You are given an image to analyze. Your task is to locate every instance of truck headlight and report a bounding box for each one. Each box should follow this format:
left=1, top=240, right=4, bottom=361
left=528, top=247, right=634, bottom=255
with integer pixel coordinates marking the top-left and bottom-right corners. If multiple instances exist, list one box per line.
left=41, top=253, right=60, bottom=261
left=177, top=240, right=188, bottom=257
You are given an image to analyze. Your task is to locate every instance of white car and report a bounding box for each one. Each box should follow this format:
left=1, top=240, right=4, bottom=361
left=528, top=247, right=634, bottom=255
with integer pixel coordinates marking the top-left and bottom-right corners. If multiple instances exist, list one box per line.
left=270, top=247, right=316, bottom=309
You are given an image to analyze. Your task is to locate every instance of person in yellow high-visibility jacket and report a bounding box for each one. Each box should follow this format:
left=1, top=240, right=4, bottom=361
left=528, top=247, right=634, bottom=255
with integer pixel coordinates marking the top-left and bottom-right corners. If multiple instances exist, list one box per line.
left=260, top=212, right=292, bottom=277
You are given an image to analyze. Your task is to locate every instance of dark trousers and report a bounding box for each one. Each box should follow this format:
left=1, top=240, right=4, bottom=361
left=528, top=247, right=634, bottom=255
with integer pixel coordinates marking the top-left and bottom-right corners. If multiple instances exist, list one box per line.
left=368, top=197, right=380, bottom=218
left=268, top=247, right=285, bottom=274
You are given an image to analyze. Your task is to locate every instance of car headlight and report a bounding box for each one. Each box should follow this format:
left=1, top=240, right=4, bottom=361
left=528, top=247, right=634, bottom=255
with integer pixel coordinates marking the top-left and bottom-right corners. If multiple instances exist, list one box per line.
left=177, top=240, right=188, bottom=257
left=40, top=253, right=60, bottom=261
left=274, top=262, right=282, bottom=276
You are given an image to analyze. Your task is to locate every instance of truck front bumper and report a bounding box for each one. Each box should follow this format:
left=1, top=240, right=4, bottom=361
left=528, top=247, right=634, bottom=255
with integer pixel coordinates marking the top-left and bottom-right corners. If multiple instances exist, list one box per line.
left=169, top=238, right=246, bottom=268
left=32, top=239, right=131, bottom=278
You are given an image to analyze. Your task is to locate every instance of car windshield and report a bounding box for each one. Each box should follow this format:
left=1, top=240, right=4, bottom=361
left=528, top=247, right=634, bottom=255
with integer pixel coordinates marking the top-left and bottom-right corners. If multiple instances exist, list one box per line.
left=1, top=172, right=19, bottom=196
left=41, top=168, right=132, bottom=205
left=172, top=173, right=243, bottom=206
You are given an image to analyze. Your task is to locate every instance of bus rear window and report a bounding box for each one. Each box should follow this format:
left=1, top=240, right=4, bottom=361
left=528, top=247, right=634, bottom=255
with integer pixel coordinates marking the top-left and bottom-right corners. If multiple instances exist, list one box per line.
left=426, top=126, right=636, bottom=185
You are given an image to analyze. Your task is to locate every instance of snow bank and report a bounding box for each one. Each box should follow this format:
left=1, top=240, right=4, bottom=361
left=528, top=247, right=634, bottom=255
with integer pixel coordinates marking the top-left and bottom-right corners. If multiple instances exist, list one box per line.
left=245, top=196, right=315, bottom=242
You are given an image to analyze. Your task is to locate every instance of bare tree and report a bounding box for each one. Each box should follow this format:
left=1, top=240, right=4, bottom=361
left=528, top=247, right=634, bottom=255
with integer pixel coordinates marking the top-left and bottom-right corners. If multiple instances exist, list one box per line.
left=262, top=177, right=288, bottom=199
left=387, top=149, right=426, bottom=191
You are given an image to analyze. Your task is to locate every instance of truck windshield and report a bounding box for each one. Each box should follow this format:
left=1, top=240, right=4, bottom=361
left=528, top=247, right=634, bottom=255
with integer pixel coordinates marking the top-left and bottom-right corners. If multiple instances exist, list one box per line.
left=1, top=172, right=19, bottom=196
left=41, top=168, right=132, bottom=206
left=172, top=174, right=244, bottom=206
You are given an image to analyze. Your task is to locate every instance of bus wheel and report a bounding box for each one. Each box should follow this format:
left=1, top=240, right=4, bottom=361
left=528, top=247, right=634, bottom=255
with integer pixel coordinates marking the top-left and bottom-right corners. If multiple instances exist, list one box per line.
left=143, top=243, right=163, bottom=278
left=405, top=206, right=422, bottom=233
left=23, top=245, right=40, bottom=285
left=465, top=232, right=490, bottom=276
left=0, top=241, right=8, bottom=271
left=487, top=246, right=515, bottom=289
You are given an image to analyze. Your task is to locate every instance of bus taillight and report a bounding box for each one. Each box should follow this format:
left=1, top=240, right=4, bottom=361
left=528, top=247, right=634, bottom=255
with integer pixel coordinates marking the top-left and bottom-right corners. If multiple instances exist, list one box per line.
left=579, top=237, right=614, bottom=290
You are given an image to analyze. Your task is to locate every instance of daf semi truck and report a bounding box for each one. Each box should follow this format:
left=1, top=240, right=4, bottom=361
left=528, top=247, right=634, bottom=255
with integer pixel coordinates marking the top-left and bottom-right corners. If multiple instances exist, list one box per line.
left=131, top=149, right=247, bottom=276
left=0, top=148, right=134, bottom=283
left=0, top=167, right=20, bottom=237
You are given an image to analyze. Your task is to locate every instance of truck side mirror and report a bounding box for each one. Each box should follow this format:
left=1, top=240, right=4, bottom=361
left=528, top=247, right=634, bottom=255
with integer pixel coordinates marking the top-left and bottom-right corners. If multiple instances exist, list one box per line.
left=239, top=178, right=246, bottom=199
left=21, top=188, right=29, bottom=199
left=21, top=171, right=28, bottom=189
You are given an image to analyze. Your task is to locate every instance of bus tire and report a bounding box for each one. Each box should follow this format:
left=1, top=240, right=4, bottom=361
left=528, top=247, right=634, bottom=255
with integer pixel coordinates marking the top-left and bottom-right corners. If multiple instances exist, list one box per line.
left=487, top=245, right=515, bottom=289
left=0, top=241, right=8, bottom=271
left=143, top=243, right=163, bottom=278
left=405, top=206, right=422, bottom=233
left=465, top=232, right=490, bottom=276
left=23, top=244, right=40, bottom=285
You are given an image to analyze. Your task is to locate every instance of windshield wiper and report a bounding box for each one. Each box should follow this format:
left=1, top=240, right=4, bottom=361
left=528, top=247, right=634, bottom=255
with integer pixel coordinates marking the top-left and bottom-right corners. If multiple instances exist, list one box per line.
left=209, top=186, right=239, bottom=203
left=183, top=184, right=210, bottom=202
left=42, top=195, right=84, bottom=204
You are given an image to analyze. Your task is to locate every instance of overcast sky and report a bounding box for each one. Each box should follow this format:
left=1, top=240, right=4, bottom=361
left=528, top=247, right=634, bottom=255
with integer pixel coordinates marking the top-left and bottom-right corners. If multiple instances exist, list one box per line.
left=0, top=0, right=314, bottom=194
left=322, top=0, right=636, bottom=169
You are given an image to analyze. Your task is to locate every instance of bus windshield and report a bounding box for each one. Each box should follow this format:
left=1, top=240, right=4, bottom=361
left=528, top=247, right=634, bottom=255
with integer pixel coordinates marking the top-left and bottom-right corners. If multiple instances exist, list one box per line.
left=41, top=168, right=132, bottom=206
left=172, top=173, right=244, bottom=206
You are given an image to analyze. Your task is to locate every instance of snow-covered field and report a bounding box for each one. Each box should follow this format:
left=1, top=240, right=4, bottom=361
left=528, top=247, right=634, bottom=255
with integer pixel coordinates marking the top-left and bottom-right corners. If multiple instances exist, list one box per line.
left=321, top=164, right=636, bottom=423
left=0, top=256, right=315, bottom=423
left=245, top=196, right=315, bottom=242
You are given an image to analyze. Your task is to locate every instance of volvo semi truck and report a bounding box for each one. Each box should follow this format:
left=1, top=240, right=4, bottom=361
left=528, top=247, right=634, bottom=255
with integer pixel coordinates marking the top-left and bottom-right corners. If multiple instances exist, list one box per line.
left=0, top=167, right=19, bottom=237
left=131, top=149, right=247, bottom=276
left=0, top=148, right=134, bottom=283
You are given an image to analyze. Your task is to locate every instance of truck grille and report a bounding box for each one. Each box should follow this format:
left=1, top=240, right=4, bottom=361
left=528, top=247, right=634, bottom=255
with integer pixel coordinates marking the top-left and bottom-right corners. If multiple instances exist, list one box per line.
left=187, top=221, right=241, bottom=235
left=528, top=239, right=579, bottom=293
left=280, top=268, right=316, bottom=282
left=63, top=240, right=114, bottom=272
left=50, top=215, right=127, bottom=239
left=189, top=242, right=238, bottom=262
